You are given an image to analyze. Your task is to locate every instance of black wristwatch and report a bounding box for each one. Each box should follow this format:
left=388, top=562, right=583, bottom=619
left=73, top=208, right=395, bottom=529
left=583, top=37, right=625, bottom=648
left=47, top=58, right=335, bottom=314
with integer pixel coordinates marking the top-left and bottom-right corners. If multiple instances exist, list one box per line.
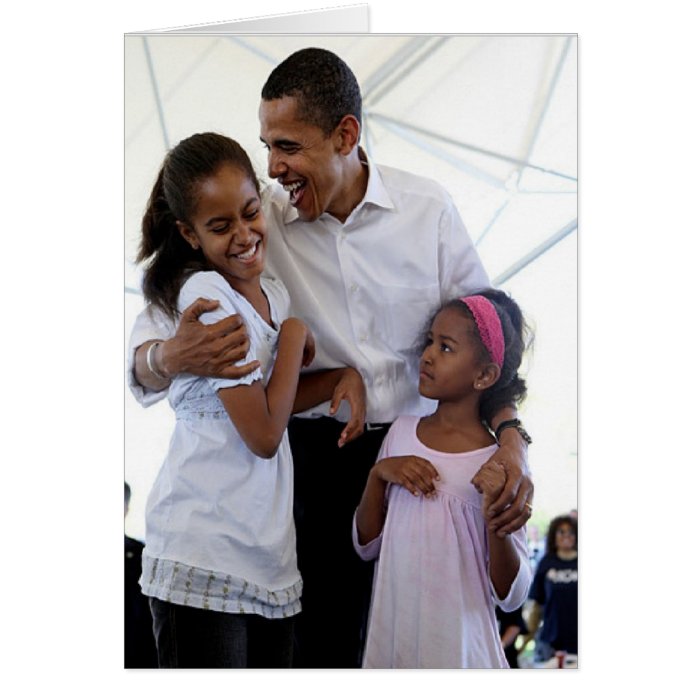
left=494, top=418, right=532, bottom=445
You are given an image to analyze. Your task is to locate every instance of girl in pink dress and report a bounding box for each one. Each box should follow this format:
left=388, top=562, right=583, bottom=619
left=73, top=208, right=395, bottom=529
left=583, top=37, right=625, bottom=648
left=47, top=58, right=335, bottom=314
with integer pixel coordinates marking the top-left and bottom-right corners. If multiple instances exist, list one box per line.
left=354, top=289, right=533, bottom=668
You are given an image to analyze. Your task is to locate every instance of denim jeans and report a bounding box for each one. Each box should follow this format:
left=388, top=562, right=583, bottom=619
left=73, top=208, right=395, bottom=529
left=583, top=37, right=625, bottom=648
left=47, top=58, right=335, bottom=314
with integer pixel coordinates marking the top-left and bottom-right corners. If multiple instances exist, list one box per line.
left=149, top=597, right=296, bottom=668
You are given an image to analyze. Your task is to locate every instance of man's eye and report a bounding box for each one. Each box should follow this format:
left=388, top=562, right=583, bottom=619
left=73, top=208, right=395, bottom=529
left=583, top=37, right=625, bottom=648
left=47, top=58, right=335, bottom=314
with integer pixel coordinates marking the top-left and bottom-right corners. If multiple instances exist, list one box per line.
left=244, top=209, right=259, bottom=220
left=441, top=343, right=452, bottom=352
left=211, top=224, right=229, bottom=234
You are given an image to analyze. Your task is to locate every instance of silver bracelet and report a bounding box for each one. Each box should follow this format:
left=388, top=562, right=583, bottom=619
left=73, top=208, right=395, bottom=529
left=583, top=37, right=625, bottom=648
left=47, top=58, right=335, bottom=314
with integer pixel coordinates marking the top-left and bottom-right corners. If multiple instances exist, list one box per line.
left=146, top=341, right=169, bottom=380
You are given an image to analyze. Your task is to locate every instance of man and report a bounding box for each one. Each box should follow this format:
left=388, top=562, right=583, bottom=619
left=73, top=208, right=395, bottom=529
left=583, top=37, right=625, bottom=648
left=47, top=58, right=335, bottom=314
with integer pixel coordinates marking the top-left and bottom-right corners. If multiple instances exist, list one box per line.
left=129, top=48, right=534, bottom=668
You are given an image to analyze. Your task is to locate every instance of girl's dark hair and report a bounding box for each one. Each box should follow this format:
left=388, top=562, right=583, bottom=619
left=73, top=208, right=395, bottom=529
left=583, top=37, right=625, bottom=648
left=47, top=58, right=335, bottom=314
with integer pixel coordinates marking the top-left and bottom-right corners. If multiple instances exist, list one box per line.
left=545, top=515, right=578, bottom=555
left=137, top=132, right=260, bottom=319
left=441, top=288, right=533, bottom=424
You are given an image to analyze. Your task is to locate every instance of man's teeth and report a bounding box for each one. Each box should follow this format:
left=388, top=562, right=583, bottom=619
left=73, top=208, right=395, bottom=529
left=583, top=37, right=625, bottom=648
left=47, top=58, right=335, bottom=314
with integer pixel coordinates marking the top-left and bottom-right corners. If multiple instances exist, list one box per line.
left=283, top=181, right=304, bottom=194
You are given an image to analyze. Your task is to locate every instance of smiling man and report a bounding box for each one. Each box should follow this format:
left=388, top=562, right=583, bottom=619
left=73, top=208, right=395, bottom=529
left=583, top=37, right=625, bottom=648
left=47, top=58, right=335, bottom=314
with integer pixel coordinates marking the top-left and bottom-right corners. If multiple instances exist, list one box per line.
left=129, top=48, right=534, bottom=669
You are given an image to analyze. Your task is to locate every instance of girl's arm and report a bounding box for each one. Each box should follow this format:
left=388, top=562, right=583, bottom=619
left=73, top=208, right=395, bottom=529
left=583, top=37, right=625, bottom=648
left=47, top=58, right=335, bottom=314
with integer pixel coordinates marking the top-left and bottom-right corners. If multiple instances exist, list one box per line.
left=294, top=368, right=366, bottom=447
left=356, top=457, right=440, bottom=545
left=217, top=318, right=308, bottom=458
left=480, top=463, right=531, bottom=605
left=472, top=405, right=534, bottom=537
left=488, top=530, right=522, bottom=600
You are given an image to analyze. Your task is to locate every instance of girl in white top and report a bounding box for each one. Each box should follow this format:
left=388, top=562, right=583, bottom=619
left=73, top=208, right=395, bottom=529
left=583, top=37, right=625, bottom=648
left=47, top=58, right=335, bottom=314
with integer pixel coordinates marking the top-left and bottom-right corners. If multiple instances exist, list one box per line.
left=135, top=133, right=364, bottom=668
left=354, top=289, right=533, bottom=668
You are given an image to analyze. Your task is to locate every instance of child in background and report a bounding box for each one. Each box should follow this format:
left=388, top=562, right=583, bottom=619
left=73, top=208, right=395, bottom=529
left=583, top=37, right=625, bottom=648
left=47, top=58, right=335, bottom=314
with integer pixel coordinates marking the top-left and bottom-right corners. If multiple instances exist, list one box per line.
left=136, top=132, right=364, bottom=668
left=354, top=289, right=533, bottom=668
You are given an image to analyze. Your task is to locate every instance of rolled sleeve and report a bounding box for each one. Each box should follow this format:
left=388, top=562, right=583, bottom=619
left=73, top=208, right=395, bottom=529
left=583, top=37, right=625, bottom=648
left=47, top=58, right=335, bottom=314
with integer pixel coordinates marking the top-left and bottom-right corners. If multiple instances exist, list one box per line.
left=126, top=305, right=176, bottom=407
left=490, top=527, right=533, bottom=612
left=352, top=511, right=382, bottom=561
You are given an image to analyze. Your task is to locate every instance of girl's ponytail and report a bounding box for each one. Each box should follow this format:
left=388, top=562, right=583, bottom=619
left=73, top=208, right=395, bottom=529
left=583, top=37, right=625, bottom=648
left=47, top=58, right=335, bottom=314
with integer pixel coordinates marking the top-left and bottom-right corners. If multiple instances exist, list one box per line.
left=477, top=289, right=532, bottom=424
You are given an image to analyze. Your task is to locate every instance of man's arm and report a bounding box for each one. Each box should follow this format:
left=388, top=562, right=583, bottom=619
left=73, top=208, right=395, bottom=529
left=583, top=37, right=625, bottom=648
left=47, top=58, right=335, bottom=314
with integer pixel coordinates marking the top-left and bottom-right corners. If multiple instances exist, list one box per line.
left=472, top=405, right=533, bottom=537
left=132, top=298, right=259, bottom=392
left=293, top=367, right=367, bottom=448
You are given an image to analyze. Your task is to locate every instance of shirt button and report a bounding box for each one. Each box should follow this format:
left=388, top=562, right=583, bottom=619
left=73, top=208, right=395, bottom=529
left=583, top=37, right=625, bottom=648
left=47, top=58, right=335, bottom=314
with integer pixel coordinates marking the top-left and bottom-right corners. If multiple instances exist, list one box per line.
left=350, top=283, right=358, bottom=293
left=359, top=333, right=368, bottom=342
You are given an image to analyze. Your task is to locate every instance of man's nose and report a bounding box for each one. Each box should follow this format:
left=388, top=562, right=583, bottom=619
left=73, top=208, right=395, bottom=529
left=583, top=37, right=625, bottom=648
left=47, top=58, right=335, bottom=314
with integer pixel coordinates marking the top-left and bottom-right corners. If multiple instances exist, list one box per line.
left=268, top=150, right=286, bottom=179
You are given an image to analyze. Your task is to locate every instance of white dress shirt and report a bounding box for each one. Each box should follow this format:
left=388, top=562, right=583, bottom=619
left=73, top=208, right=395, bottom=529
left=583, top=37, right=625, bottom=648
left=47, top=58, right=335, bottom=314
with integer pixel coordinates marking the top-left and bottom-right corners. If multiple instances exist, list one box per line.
left=127, top=157, right=490, bottom=424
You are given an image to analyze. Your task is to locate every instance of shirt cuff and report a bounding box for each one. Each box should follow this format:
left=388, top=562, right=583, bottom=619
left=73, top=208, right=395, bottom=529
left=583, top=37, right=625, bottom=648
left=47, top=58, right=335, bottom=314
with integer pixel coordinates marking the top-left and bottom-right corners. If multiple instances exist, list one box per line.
left=490, top=558, right=533, bottom=613
left=126, top=349, right=169, bottom=408
left=352, top=511, right=382, bottom=561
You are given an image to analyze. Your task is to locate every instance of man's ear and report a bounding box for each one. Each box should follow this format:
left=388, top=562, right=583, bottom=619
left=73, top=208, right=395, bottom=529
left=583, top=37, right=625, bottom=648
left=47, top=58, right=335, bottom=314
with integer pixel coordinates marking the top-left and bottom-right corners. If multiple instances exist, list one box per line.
left=335, top=114, right=361, bottom=155
left=177, top=221, right=199, bottom=250
left=474, top=363, right=501, bottom=391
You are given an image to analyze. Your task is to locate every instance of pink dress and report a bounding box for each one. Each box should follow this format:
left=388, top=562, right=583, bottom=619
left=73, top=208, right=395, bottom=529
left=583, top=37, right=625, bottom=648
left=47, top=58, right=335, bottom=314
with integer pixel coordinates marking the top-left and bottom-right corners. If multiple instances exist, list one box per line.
left=353, top=415, right=532, bottom=668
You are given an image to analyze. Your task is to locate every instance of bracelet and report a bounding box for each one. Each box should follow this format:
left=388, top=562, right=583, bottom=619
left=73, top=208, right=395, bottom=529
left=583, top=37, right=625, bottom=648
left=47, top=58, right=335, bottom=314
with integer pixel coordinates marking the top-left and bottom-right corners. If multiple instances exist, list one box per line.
left=494, top=418, right=532, bottom=445
left=146, top=342, right=169, bottom=380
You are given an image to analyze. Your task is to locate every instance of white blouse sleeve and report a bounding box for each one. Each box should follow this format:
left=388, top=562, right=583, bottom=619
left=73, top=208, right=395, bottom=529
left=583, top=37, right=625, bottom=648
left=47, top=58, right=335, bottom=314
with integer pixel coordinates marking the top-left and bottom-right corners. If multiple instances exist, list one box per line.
left=178, top=272, right=263, bottom=392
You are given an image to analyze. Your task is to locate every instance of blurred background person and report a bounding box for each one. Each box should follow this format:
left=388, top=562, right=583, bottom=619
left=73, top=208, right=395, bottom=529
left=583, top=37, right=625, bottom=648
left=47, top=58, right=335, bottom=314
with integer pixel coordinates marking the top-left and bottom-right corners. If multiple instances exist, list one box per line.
left=124, top=482, right=157, bottom=668
left=526, top=514, right=578, bottom=663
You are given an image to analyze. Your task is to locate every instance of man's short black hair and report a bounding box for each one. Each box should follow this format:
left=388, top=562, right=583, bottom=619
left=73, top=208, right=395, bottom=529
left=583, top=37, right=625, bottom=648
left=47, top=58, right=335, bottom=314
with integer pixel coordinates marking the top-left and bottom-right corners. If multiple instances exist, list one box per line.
left=261, top=47, right=362, bottom=135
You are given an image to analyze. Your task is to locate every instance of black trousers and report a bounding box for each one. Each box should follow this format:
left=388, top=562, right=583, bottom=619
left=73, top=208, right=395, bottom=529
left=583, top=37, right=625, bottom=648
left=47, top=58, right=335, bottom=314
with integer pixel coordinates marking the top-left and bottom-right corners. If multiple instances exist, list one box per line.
left=149, top=598, right=295, bottom=668
left=288, top=416, right=390, bottom=668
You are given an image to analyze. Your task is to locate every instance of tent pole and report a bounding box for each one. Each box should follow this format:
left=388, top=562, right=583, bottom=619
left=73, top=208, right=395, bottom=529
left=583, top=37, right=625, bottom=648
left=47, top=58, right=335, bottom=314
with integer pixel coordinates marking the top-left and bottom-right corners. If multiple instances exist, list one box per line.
left=367, top=111, right=576, bottom=183
left=492, top=218, right=577, bottom=285
left=515, top=36, right=574, bottom=188
left=142, top=38, right=170, bottom=151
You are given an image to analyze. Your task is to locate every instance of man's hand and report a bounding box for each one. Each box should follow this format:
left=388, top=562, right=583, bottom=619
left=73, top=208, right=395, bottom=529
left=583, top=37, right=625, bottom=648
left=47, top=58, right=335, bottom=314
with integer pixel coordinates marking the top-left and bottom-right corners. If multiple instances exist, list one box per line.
left=373, top=456, right=440, bottom=497
left=161, top=298, right=259, bottom=379
left=472, top=435, right=533, bottom=538
left=329, top=368, right=366, bottom=447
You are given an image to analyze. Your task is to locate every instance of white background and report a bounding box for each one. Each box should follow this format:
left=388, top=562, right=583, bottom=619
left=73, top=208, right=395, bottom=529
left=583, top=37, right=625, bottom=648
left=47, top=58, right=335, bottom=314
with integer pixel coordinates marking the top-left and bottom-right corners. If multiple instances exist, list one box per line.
left=3, top=0, right=696, bottom=694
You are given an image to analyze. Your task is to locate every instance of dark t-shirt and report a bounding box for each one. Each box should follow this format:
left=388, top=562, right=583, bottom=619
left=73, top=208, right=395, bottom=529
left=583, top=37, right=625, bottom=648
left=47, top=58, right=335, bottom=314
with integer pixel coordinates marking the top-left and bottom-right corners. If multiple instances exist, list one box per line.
left=529, top=553, right=578, bottom=654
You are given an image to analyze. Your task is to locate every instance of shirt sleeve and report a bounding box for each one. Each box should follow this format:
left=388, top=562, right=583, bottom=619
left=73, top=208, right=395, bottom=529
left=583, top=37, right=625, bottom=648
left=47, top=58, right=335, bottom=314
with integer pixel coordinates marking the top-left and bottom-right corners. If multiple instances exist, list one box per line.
left=178, top=272, right=263, bottom=392
left=437, top=193, right=491, bottom=301
left=351, top=422, right=396, bottom=561
left=126, top=305, right=176, bottom=408
left=490, top=525, right=534, bottom=613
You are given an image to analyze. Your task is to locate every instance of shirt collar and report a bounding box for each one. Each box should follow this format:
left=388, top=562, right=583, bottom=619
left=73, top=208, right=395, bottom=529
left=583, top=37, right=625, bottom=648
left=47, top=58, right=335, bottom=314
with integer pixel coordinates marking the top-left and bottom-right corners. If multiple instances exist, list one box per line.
left=357, top=148, right=395, bottom=212
left=281, top=147, right=395, bottom=225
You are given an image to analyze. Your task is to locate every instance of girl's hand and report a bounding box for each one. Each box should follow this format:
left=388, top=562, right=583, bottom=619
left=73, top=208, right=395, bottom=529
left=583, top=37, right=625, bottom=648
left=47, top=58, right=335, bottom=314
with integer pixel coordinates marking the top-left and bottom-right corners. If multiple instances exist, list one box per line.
left=373, top=456, right=440, bottom=497
left=471, top=460, right=507, bottom=518
left=330, top=368, right=366, bottom=447
left=472, top=437, right=533, bottom=537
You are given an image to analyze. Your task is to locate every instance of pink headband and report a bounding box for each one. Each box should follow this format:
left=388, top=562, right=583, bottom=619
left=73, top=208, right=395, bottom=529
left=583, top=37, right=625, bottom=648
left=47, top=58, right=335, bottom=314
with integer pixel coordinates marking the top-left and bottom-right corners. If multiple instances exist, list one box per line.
left=460, top=295, right=505, bottom=368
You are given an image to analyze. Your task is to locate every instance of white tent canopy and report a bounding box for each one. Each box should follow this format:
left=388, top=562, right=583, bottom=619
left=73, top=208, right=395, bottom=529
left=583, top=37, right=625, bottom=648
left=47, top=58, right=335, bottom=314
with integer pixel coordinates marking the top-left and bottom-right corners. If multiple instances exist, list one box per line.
left=124, top=34, right=577, bottom=539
